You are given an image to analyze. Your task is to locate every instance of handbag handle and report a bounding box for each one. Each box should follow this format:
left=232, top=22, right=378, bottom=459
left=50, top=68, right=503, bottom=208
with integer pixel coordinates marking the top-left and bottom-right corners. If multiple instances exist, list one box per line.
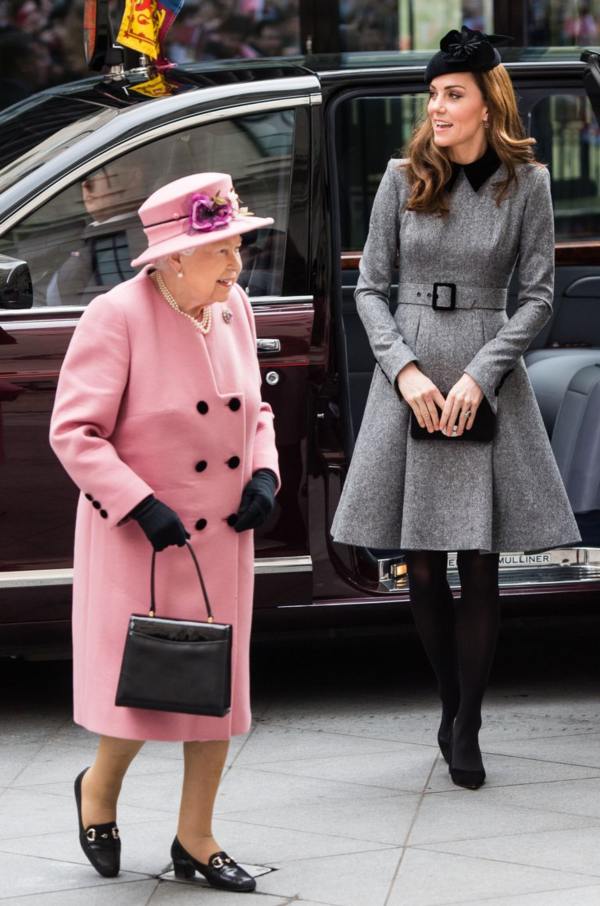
left=149, top=541, right=214, bottom=622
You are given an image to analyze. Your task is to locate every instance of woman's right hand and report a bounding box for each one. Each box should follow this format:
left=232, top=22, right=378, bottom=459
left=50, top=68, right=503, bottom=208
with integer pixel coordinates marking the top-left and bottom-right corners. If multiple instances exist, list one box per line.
left=396, top=362, right=446, bottom=433
left=129, top=495, right=190, bottom=551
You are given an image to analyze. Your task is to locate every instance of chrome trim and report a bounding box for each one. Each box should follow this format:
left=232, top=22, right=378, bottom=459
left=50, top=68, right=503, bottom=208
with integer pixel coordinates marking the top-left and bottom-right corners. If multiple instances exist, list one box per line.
left=377, top=547, right=600, bottom=593
left=254, top=556, right=312, bottom=574
left=0, top=569, right=73, bottom=588
left=1, top=308, right=84, bottom=318
left=321, top=60, right=585, bottom=80
left=257, top=338, right=282, bottom=353
left=0, top=296, right=315, bottom=322
left=0, top=90, right=318, bottom=235
left=0, top=555, right=312, bottom=587
left=250, top=295, right=314, bottom=305
left=0, top=318, right=80, bottom=330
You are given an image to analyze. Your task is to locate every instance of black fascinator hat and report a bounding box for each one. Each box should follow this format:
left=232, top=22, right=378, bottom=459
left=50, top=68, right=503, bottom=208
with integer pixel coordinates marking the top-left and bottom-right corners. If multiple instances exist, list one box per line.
left=425, top=25, right=513, bottom=83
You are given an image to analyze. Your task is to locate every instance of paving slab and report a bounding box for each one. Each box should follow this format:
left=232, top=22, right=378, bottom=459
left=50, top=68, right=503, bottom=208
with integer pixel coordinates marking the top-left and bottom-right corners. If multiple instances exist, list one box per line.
left=409, top=787, right=600, bottom=846
left=490, top=776, right=600, bottom=820
left=234, top=722, right=420, bottom=766
left=0, top=851, right=144, bottom=899
left=215, top=764, right=398, bottom=815
left=10, top=741, right=182, bottom=789
left=449, top=883, right=600, bottom=906
left=0, top=741, right=49, bottom=786
left=481, top=731, right=600, bottom=768
left=246, top=743, right=437, bottom=794
left=386, top=847, right=595, bottom=906
left=146, top=882, right=287, bottom=904
left=222, top=790, right=422, bottom=846
left=0, top=879, right=158, bottom=906
left=245, top=846, right=403, bottom=906
left=418, top=825, right=600, bottom=879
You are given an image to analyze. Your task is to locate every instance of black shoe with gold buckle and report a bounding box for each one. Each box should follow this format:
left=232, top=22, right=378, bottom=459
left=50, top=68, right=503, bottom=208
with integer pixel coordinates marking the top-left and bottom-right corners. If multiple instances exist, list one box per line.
left=74, top=767, right=121, bottom=877
left=171, top=836, right=256, bottom=892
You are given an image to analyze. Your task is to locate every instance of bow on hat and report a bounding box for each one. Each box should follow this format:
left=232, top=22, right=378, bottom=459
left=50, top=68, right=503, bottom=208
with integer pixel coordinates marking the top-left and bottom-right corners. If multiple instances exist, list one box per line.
left=425, top=25, right=513, bottom=82
left=441, top=25, right=512, bottom=65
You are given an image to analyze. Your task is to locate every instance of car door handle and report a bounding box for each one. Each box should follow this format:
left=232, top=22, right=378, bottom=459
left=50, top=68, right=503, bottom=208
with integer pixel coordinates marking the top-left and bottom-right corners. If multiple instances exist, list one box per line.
left=256, top=338, right=281, bottom=354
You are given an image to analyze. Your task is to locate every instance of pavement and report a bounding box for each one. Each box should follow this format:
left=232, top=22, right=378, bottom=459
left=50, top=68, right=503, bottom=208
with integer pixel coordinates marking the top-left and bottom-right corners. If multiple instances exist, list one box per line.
left=1, top=618, right=600, bottom=906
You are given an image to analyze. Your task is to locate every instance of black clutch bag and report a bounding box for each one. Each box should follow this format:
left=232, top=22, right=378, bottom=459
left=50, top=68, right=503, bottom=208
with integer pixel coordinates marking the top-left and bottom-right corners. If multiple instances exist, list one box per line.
left=115, top=542, right=232, bottom=717
left=410, top=394, right=496, bottom=443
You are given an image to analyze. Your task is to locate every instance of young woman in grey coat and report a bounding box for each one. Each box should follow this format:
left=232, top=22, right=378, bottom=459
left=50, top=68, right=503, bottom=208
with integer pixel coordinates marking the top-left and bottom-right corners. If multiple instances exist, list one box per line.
left=331, top=26, right=581, bottom=789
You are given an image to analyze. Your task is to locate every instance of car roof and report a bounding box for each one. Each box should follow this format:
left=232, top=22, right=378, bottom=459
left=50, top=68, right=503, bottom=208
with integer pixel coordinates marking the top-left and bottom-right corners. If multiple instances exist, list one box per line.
left=0, top=47, right=586, bottom=115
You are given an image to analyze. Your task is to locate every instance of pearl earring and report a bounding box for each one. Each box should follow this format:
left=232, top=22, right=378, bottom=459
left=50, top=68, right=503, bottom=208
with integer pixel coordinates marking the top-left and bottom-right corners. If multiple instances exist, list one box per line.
left=176, top=271, right=183, bottom=279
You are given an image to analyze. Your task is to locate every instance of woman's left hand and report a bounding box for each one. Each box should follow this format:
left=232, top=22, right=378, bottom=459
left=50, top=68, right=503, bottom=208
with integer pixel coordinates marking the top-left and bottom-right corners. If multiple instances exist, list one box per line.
left=438, top=373, right=484, bottom=437
left=233, top=469, right=278, bottom=532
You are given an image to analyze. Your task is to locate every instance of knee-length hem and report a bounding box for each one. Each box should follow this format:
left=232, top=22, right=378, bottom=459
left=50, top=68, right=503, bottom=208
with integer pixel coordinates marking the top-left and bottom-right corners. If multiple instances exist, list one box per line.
left=331, top=155, right=581, bottom=554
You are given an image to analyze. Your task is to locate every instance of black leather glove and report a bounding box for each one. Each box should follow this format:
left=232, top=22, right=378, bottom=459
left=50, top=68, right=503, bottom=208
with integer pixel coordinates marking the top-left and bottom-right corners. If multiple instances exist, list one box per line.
left=129, top=495, right=190, bottom=551
left=233, top=469, right=277, bottom=533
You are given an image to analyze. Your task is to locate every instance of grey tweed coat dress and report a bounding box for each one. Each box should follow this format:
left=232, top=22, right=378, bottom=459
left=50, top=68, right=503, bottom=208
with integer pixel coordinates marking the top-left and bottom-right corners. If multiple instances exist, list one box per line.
left=331, top=152, right=582, bottom=554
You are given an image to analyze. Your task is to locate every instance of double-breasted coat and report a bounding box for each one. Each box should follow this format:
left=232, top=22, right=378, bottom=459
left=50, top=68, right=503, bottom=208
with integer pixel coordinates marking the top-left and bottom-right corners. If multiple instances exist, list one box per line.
left=331, top=152, right=581, bottom=553
left=50, top=268, right=280, bottom=741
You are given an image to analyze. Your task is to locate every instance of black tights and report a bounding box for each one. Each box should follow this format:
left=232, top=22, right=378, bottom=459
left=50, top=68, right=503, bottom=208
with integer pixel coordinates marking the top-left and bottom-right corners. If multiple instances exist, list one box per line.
left=405, top=549, right=500, bottom=772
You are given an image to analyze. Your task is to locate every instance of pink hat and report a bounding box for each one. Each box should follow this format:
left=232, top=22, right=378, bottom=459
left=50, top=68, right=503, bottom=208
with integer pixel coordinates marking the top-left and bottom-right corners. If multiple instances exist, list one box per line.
left=130, top=172, right=274, bottom=268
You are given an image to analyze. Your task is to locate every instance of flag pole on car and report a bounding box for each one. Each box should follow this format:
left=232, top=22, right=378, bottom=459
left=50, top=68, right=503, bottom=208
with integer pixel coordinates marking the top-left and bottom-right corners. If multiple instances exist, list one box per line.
left=83, top=0, right=184, bottom=89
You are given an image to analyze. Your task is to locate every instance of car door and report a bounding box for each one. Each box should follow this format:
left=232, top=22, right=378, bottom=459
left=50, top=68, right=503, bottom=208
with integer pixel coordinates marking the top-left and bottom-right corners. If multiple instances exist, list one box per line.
left=0, top=80, right=319, bottom=647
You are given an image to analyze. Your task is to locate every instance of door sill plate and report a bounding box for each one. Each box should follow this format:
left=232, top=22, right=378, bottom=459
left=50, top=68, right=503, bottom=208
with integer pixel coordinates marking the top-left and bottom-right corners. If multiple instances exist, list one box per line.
left=378, top=547, right=600, bottom=592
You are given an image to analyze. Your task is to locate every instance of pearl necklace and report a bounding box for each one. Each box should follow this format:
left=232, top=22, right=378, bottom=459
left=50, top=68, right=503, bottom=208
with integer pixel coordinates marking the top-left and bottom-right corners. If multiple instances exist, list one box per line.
left=152, top=271, right=212, bottom=335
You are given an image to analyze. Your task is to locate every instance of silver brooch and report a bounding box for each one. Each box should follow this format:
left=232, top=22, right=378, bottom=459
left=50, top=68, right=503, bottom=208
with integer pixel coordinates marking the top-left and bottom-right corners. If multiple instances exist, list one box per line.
left=222, top=308, right=233, bottom=324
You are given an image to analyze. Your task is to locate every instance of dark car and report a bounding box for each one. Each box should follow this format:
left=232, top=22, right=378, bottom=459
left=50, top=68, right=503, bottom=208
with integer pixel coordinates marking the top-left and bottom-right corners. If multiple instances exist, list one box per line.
left=1, top=49, right=600, bottom=655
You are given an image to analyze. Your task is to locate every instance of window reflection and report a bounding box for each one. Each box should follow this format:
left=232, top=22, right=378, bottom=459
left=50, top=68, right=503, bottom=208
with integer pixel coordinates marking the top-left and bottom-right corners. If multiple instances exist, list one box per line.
left=0, top=109, right=296, bottom=307
left=530, top=94, right=600, bottom=241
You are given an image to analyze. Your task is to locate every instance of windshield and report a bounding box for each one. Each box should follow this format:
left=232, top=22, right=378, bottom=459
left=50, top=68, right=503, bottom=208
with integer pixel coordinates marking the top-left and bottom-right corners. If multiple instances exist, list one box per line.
left=0, top=96, right=117, bottom=194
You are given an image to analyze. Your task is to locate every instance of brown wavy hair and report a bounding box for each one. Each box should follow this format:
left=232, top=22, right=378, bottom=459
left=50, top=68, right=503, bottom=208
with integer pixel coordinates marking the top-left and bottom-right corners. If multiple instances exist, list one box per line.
left=401, top=64, right=540, bottom=216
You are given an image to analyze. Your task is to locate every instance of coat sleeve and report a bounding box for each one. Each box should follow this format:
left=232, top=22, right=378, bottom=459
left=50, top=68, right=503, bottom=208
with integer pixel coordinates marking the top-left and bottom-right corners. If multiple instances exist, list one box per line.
left=236, top=286, right=281, bottom=492
left=355, top=158, right=419, bottom=386
left=49, top=293, right=154, bottom=528
left=463, top=166, right=554, bottom=412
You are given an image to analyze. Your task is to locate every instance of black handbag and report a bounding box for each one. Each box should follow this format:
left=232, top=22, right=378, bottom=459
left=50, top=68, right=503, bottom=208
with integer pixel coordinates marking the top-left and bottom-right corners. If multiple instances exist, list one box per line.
left=115, top=542, right=232, bottom=716
left=410, top=394, right=496, bottom=443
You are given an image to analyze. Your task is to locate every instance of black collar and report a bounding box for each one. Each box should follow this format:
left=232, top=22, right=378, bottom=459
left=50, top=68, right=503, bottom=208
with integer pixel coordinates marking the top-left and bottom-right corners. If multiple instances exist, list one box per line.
left=445, top=144, right=501, bottom=193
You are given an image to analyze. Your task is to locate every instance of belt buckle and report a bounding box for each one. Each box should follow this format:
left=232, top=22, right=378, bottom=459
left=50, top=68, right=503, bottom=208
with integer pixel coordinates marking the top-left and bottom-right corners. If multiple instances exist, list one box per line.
left=432, top=282, right=456, bottom=311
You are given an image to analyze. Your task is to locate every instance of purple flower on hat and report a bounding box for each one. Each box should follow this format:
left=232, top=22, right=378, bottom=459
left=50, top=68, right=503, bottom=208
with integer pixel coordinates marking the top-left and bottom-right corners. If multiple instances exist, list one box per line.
left=189, top=192, right=234, bottom=233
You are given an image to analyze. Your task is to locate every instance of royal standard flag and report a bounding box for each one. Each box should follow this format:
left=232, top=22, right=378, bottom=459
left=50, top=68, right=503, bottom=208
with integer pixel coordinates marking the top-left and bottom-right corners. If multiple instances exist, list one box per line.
left=117, top=0, right=183, bottom=59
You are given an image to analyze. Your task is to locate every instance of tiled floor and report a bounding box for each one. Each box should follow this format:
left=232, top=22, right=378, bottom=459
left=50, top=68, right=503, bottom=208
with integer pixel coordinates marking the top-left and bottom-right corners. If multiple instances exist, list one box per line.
left=1, top=619, right=600, bottom=905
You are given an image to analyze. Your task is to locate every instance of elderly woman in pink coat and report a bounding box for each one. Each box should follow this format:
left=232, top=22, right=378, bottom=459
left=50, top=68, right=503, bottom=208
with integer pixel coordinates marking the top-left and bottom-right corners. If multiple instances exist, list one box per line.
left=49, top=173, right=280, bottom=893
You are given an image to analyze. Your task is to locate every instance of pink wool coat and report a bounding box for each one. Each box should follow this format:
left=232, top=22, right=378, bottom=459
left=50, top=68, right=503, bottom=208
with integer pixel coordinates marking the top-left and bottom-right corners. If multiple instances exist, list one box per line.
left=50, top=268, right=280, bottom=741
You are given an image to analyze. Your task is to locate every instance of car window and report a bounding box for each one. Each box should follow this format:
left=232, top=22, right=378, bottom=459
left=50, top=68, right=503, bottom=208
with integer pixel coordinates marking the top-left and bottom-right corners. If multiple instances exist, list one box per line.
left=336, top=93, right=427, bottom=252
left=337, top=90, right=600, bottom=251
left=0, top=108, right=296, bottom=307
left=0, top=95, right=119, bottom=188
left=529, top=92, right=600, bottom=242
